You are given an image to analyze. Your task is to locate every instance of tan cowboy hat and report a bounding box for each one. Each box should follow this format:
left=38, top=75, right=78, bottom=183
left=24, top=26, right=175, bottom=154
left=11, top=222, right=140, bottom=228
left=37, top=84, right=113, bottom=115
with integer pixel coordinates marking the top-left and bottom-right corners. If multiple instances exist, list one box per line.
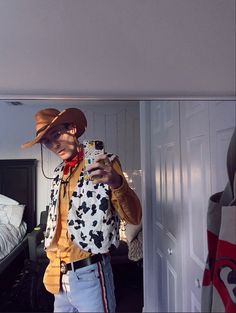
left=21, top=108, right=87, bottom=148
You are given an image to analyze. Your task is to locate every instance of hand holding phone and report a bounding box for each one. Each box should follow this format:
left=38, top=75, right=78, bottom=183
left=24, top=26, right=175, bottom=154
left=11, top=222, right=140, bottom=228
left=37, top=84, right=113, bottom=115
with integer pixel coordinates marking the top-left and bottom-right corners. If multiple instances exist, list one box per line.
left=83, top=140, right=122, bottom=188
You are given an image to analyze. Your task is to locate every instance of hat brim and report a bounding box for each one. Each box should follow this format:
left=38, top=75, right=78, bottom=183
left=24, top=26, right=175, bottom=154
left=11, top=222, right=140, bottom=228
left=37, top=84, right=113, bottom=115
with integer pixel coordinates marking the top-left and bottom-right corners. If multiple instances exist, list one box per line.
left=21, top=108, right=87, bottom=148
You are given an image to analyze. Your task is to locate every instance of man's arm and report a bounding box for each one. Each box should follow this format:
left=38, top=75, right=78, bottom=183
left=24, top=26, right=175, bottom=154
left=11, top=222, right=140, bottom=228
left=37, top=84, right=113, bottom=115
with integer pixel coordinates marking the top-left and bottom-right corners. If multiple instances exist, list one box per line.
left=110, top=160, right=142, bottom=225
left=86, top=154, right=142, bottom=225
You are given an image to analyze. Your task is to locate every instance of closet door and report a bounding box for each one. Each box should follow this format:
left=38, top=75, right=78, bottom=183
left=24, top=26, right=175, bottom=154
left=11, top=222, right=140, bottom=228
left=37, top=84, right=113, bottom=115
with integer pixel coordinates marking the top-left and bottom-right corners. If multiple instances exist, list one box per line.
left=150, top=101, right=183, bottom=312
left=180, top=101, right=211, bottom=311
left=180, top=100, right=236, bottom=311
left=142, top=99, right=236, bottom=312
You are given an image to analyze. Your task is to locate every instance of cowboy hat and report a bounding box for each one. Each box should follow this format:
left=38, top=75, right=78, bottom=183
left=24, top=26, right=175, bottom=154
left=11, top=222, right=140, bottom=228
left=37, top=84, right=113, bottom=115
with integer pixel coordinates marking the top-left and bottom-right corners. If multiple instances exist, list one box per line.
left=21, top=108, right=87, bottom=148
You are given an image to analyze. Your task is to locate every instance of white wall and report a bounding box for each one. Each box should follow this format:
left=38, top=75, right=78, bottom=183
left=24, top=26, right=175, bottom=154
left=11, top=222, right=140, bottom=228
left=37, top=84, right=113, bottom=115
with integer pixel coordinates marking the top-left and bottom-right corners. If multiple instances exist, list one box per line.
left=0, top=0, right=235, bottom=97
left=0, top=101, right=141, bottom=222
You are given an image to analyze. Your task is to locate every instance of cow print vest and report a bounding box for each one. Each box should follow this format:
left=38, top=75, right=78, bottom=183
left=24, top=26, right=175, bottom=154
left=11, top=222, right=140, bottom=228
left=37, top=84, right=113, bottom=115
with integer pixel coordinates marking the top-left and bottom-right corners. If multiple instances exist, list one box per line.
left=44, top=154, right=120, bottom=254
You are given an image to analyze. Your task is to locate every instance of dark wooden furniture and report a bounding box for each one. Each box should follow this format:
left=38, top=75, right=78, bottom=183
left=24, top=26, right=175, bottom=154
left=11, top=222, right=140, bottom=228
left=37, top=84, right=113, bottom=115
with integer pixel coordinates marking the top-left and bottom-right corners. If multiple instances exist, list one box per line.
left=0, top=159, right=37, bottom=275
left=0, top=158, right=37, bottom=313
left=0, top=159, right=37, bottom=232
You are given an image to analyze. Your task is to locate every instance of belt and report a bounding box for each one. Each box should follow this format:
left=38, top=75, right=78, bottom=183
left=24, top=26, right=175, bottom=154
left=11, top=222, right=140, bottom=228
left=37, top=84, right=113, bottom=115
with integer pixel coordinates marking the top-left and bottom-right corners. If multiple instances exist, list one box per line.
left=60, top=254, right=104, bottom=274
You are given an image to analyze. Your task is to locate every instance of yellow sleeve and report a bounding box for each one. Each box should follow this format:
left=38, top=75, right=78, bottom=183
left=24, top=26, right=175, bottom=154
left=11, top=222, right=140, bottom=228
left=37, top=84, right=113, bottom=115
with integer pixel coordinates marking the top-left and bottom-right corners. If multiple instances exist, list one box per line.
left=111, top=159, right=142, bottom=225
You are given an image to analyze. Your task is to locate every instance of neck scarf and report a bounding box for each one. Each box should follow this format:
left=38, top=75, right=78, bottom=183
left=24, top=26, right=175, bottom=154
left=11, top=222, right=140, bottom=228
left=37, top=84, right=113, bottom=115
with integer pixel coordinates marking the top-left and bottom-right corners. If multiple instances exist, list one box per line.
left=63, top=148, right=84, bottom=175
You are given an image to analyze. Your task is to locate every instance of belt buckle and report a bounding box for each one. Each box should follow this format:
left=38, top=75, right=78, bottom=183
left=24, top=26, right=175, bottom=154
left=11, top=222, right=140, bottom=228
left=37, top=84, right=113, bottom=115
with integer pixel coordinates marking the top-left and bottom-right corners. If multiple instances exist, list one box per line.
left=60, top=261, right=68, bottom=274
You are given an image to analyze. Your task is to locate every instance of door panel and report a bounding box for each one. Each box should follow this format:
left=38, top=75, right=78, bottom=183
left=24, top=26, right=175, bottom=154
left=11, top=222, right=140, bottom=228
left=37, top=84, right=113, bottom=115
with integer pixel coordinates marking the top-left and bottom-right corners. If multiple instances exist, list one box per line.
left=209, top=101, right=236, bottom=193
left=187, top=135, right=208, bottom=266
left=150, top=101, right=182, bottom=312
left=153, top=145, right=163, bottom=226
left=180, top=101, right=210, bottom=311
left=167, top=260, right=177, bottom=312
left=165, top=143, right=177, bottom=237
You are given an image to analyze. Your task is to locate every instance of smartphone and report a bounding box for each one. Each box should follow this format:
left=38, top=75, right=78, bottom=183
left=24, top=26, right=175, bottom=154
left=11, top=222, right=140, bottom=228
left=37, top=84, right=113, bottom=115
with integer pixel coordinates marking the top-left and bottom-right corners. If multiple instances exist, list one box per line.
left=83, top=140, right=105, bottom=180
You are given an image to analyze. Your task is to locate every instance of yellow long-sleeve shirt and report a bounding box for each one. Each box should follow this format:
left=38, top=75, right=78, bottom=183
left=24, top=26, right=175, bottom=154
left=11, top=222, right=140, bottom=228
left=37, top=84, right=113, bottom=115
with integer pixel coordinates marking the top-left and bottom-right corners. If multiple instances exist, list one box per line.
left=43, top=159, right=142, bottom=294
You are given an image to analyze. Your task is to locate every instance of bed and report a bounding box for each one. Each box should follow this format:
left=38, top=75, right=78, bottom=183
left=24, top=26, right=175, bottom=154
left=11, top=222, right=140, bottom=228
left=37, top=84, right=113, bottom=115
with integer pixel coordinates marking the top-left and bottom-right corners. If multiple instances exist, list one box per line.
left=0, top=159, right=37, bottom=275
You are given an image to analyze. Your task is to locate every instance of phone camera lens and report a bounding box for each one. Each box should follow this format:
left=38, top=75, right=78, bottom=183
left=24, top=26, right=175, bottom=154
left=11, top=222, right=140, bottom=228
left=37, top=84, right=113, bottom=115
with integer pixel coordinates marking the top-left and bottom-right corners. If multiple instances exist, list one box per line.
left=95, top=141, right=104, bottom=150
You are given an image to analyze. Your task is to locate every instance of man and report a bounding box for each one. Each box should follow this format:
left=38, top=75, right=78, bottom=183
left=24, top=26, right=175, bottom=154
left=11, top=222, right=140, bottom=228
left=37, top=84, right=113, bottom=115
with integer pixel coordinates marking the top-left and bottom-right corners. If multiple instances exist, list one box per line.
left=22, top=107, right=142, bottom=312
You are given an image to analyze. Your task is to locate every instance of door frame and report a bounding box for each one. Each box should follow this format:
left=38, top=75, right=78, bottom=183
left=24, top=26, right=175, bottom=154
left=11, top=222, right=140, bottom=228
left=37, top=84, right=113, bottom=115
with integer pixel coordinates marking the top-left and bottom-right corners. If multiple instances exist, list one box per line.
left=140, top=101, right=157, bottom=311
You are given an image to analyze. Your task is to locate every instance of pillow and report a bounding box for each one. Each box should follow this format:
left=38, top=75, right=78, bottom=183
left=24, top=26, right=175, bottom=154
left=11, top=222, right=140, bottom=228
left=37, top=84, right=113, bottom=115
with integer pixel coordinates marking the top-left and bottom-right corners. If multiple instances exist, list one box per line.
left=0, top=209, right=9, bottom=224
left=125, top=220, right=142, bottom=243
left=0, top=204, right=25, bottom=227
left=0, top=194, right=19, bottom=205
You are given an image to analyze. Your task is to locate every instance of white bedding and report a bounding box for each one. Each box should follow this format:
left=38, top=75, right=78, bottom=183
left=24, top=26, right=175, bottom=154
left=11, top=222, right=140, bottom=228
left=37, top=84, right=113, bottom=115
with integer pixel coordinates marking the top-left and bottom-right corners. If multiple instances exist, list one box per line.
left=0, top=221, right=27, bottom=260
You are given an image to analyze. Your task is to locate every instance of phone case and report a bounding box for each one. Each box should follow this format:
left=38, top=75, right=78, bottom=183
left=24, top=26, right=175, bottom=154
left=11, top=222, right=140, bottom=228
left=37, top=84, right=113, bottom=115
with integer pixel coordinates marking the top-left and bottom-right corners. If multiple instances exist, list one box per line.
left=83, top=140, right=105, bottom=180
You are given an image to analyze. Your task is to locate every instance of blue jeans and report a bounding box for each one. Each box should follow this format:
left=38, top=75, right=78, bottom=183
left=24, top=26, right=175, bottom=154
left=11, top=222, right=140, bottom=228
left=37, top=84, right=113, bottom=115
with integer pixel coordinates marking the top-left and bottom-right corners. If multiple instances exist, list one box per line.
left=54, top=255, right=116, bottom=312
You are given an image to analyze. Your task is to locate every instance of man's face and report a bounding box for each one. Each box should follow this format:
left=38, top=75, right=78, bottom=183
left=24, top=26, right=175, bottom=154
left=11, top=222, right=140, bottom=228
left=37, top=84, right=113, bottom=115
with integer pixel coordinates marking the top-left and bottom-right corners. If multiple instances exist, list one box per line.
left=41, top=124, right=78, bottom=160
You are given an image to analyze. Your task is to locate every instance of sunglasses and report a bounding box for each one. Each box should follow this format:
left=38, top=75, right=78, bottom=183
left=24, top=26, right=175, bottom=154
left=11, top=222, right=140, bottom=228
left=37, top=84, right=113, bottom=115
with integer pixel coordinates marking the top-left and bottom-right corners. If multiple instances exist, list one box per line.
left=40, top=125, right=68, bottom=148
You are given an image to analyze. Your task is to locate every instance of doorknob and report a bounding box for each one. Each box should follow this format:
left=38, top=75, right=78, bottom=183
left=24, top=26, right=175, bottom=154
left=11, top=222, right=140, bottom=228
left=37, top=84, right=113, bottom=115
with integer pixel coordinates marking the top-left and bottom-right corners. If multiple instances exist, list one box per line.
left=195, top=278, right=201, bottom=288
left=167, top=248, right=173, bottom=255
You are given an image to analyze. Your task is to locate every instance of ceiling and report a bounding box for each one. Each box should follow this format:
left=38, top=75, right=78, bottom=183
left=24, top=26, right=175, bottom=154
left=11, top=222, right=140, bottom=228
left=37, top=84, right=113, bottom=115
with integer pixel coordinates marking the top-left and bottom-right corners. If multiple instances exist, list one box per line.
left=0, top=0, right=235, bottom=98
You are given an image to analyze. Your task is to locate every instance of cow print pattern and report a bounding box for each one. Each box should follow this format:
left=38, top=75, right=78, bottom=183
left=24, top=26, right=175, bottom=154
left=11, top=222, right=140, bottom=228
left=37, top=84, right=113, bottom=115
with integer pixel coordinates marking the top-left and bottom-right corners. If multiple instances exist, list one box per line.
left=44, top=154, right=120, bottom=254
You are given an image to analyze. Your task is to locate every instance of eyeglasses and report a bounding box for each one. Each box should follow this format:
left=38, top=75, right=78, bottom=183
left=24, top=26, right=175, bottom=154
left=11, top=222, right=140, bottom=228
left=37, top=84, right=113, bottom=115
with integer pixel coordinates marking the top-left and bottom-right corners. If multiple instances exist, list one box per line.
left=40, top=126, right=67, bottom=148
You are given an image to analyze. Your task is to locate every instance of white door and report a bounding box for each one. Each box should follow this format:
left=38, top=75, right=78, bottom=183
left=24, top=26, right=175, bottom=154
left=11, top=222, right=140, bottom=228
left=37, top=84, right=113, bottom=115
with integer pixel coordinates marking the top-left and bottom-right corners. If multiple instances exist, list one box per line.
left=180, top=101, right=211, bottom=312
left=141, top=99, right=236, bottom=312
left=180, top=100, right=236, bottom=312
left=150, top=101, right=183, bottom=312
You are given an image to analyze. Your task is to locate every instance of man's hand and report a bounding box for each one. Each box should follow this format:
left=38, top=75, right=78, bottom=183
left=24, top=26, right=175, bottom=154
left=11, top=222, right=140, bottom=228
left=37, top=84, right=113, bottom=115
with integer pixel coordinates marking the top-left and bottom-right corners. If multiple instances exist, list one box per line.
left=86, top=154, right=122, bottom=189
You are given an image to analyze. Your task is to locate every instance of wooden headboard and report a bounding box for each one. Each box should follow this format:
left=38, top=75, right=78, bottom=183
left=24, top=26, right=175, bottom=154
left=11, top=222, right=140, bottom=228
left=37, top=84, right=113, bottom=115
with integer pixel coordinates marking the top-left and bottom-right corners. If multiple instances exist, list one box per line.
left=0, top=159, right=37, bottom=232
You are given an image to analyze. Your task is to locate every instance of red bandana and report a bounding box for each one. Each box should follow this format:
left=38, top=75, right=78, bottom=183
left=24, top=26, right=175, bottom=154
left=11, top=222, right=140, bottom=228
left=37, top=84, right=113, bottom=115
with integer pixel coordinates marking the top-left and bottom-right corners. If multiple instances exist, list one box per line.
left=63, top=149, right=84, bottom=175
